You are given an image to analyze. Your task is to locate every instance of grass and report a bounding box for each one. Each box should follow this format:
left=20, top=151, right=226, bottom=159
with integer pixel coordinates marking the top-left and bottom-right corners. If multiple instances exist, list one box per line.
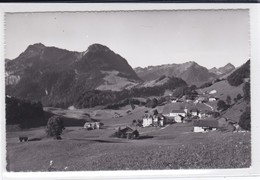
left=6, top=122, right=251, bottom=171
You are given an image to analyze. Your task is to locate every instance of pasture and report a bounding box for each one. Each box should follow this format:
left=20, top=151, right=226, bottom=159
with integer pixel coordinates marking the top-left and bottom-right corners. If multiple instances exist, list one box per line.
left=6, top=117, right=251, bottom=171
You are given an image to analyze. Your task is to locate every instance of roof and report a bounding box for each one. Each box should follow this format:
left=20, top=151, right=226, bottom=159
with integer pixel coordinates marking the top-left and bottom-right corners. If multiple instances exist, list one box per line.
left=120, top=126, right=135, bottom=133
left=190, top=108, right=199, bottom=112
left=199, top=110, right=212, bottom=114
left=193, top=120, right=219, bottom=128
left=171, top=109, right=186, bottom=113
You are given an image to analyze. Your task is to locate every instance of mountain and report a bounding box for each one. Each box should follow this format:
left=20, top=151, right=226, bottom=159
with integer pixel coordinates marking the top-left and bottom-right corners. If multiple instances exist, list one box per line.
left=209, top=63, right=235, bottom=76
left=227, top=60, right=250, bottom=86
left=6, top=43, right=141, bottom=107
left=135, top=61, right=216, bottom=86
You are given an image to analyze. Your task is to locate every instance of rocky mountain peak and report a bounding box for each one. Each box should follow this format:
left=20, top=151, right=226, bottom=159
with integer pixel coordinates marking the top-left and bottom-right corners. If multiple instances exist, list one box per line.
left=87, top=43, right=110, bottom=53
left=224, top=63, right=235, bottom=70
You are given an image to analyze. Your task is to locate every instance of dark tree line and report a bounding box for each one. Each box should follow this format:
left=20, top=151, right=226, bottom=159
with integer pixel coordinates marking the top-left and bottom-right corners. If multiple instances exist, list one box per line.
left=6, top=96, right=45, bottom=129
left=227, top=60, right=250, bottom=86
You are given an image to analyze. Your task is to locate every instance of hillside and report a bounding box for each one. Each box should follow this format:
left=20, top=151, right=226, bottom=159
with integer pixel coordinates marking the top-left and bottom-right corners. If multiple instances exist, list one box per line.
left=135, top=61, right=216, bottom=86
left=6, top=43, right=141, bottom=107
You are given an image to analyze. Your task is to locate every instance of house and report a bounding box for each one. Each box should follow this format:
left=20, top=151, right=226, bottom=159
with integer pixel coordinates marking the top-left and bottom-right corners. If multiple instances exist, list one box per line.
left=193, top=119, right=219, bottom=132
left=84, top=122, right=103, bottom=130
left=142, top=114, right=154, bottom=127
left=174, top=115, right=184, bottom=123
left=113, top=112, right=121, bottom=118
left=170, top=97, right=178, bottom=103
left=190, top=108, right=199, bottom=117
left=114, top=126, right=139, bottom=139
left=209, top=96, right=217, bottom=102
left=197, top=96, right=208, bottom=103
left=198, top=110, right=213, bottom=119
left=156, top=114, right=166, bottom=127
left=169, top=110, right=186, bottom=117
left=142, top=113, right=165, bottom=127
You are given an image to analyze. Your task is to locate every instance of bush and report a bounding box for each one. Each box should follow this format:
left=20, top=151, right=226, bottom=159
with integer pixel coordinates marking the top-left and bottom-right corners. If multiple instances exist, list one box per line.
left=46, top=116, right=65, bottom=139
left=217, top=100, right=229, bottom=111
left=239, top=106, right=250, bottom=131
left=226, top=95, right=231, bottom=105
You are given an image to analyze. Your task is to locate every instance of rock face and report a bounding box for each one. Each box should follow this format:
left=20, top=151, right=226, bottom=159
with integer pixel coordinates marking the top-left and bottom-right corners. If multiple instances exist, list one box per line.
left=209, top=63, right=235, bottom=76
left=135, top=61, right=216, bottom=86
left=6, top=43, right=141, bottom=107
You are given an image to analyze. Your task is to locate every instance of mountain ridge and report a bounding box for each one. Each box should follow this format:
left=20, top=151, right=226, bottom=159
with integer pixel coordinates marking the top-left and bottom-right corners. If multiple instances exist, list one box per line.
left=6, top=43, right=142, bottom=107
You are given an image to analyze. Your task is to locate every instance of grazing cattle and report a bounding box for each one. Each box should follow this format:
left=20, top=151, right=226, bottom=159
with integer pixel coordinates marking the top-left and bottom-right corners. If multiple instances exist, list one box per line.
left=19, top=136, right=28, bottom=142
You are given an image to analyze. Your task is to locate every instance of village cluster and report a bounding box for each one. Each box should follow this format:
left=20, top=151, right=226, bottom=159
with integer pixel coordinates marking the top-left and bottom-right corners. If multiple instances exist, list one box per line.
left=125, top=89, right=240, bottom=137
left=78, top=89, right=243, bottom=140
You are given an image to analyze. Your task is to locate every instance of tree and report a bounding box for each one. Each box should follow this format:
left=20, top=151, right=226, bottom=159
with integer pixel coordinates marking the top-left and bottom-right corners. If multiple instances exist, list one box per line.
left=46, top=116, right=65, bottom=139
left=146, top=98, right=158, bottom=108
left=243, top=82, right=250, bottom=102
left=153, top=109, right=159, bottom=116
left=234, top=93, right=243, bottom=103
left=226, top=95, right=231, bottom=105
left=239, top=106, right=251, bottom=131
left=130, top=99, right=135, bottom=110
left=217, top=100, right=229, bottom=111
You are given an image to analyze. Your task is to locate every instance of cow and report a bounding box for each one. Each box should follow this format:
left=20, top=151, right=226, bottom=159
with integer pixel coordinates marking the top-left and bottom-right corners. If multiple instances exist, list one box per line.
left=19, top=136, right=28, bottom=142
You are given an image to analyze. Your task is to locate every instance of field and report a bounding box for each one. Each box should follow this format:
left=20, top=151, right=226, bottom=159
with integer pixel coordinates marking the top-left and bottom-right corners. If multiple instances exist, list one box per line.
left=6, top=106, right=251, bottom=171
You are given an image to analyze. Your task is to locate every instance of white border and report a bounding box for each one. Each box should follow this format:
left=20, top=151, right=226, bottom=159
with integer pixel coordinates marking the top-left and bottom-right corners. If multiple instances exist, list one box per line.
left=0, top=3, right=260, bottom=180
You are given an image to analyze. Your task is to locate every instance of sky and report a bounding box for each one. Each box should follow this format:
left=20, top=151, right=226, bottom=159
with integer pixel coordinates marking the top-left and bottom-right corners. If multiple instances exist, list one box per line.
left=5, top=10, right=250, bottom=69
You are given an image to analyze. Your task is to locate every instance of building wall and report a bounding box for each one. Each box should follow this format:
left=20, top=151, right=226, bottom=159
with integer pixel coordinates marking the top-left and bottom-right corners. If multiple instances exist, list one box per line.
left=143, top=118, right=153, bottom=127
left=194, top=126, right=205, bottom=133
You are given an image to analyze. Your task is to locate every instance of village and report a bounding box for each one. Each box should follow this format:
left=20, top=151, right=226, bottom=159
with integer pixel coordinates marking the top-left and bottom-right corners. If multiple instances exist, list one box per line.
left=84, top=87, right=243, bottom=140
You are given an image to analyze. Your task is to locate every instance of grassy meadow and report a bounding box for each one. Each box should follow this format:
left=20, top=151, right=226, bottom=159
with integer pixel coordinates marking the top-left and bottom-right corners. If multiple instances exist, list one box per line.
left=6, top=106, right=251, bottom=171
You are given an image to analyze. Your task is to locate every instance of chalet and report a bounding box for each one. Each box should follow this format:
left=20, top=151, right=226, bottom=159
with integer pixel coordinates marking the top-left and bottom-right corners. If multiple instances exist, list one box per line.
left=174, top=115, right=184, bottom=123
left=193, top=119, right=219, bottom=132
left=142, top=114, right=154, bottom=127
left=169, top=110, right=186, bottom=117
left=157, top=114, right=166, bottom=127
left=142, top=113, right=165, bottom=127
left=190, top=108, right=199, bottom=117
left=115, top=126, right=139, bottom=139
left=198, top=110, right=213, bottom=119
left=84, top=122, right=103, bottom=130
left=170, top=97, right=178, bottom=103
left=113, top=112, right=121, bottom=118
left=208, top=96, right=217, bottom=102
left=196, top=96, right=208, bottom=103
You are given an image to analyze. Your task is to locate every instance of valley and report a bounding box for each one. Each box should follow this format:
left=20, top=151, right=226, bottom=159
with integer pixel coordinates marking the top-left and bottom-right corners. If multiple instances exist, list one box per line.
left=5, top=43, right=251, bottom=172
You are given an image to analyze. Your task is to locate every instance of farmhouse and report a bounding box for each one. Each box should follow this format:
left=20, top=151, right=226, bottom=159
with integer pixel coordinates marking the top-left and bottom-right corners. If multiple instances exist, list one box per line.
left=113, top=112, right=121, bottom=118
left=169, top=109, right=186, bottom=117
left=142, top=113, right=165, bottom=127
left=115, top=126, right=139, bottom=139
left=198, top=110, right=213, bottom=119
left=190, top=108, right=199, bottom=117
left=174, top=115, right=184, bottom=123
left=84, top=122, right=103, bottom=130
left=193, top=119, right=219, bottom=132
left=142, top=114, right=154, bottom=127
left=196, top=96, right=208, bottom=103
left=209, top=96, right=217, bottom=102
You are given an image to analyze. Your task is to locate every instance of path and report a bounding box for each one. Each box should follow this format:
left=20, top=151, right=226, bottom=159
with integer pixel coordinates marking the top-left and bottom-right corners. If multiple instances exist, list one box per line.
left=203, top=102, right=214, bottom=111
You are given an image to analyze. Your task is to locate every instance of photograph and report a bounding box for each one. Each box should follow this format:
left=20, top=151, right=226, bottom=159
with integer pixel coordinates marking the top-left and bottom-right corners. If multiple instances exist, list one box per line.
left=4, top=9, right=251, bottom=173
